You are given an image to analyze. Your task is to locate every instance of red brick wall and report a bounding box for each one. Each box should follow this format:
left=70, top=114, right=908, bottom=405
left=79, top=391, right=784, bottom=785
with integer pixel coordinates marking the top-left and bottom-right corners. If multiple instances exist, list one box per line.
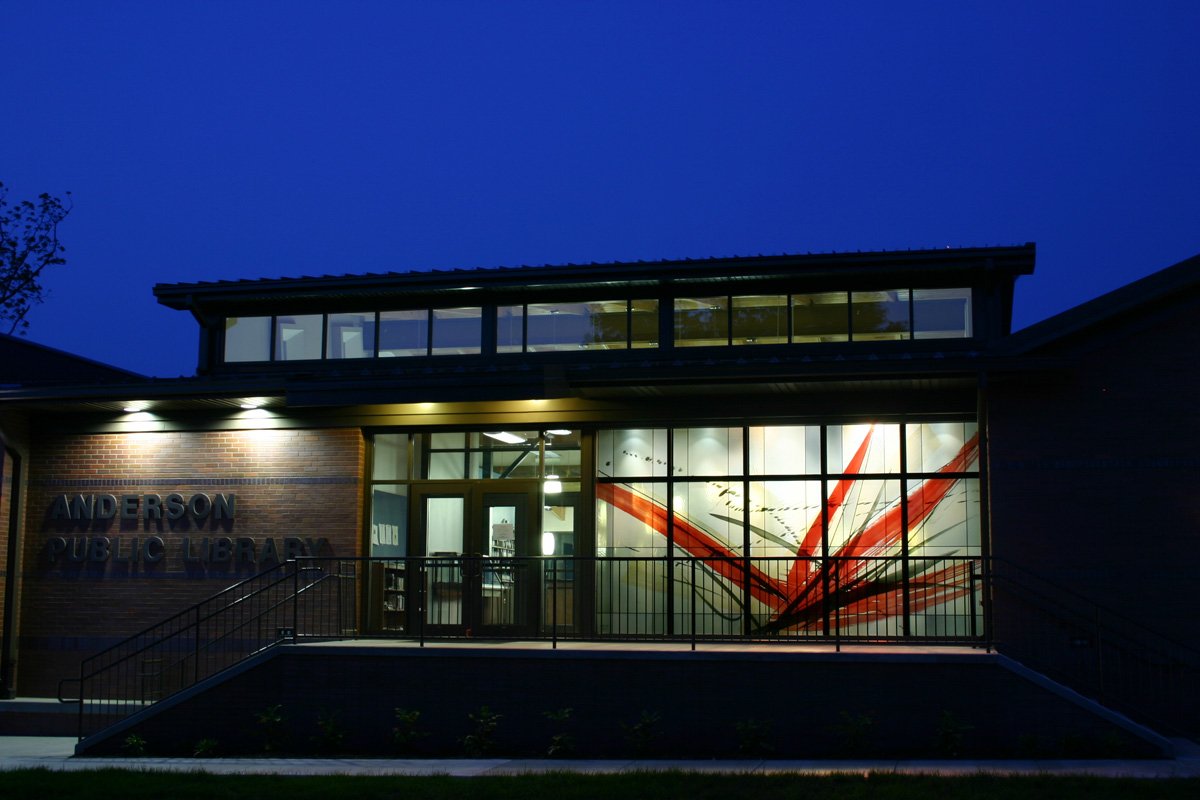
left=17, top=427, right=365, bottom=696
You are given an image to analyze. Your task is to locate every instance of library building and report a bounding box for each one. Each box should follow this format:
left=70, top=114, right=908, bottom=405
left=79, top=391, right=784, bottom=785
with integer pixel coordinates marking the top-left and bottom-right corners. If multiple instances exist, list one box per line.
left=1, top=243, right=1197, bottom=756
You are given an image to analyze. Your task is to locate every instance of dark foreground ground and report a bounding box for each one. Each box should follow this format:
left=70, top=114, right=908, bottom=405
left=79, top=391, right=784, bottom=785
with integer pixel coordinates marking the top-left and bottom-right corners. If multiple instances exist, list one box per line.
left=4, top=770, right=1200, bottom=800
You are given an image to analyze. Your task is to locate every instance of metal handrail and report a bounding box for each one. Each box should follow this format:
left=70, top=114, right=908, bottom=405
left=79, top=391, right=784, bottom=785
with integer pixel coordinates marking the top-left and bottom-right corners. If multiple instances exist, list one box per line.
left=986, top=557, right=1198, bottom=737
left=989, top=556, right=1200, bottom=662
left=78, top=562, right=291, bottom=679
left=72, top=551, right=1198, bottom=743
left=76, top=559, right=350, bottom=741
left=365, top=553, right=985, bottom=644
left=136, top=569, right=326, bottom=694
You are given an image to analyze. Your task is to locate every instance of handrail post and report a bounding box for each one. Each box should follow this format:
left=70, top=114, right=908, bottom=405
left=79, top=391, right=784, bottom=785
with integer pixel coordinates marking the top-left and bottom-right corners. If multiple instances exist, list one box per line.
left=821, top=556, right=830, bottom=639
left=292, top=560, right=299, bottom=643
left=983, top=555, right=995, bottom=653
left=969, top=560, right=978, bottom=641
left=834, top=559, right=841, bottom=653
left=335, top=558, right=343, bottom=638
left=419, top=560, right=426, bottom=648
left=194, top=605, right=201, bottom=684
left=551, top=558, right=558, bottom=650
left=76, top=663, right=85, bottom=742
left=690, top=557, right=697, bottom=651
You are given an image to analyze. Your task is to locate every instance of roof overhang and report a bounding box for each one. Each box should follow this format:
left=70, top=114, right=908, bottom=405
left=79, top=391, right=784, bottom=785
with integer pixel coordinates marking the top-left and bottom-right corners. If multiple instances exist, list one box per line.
left=154, top=244, right=1037, bottom=315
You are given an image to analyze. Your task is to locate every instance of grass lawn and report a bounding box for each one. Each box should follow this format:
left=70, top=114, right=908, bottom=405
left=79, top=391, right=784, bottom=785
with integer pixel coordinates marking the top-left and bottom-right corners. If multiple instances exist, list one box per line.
left=2, top=770, right=1199, bottom=800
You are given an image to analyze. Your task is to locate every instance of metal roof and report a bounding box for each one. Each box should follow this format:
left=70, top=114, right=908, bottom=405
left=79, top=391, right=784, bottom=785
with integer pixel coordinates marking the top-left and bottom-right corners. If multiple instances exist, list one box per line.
left=153, top=244, right=1036, bottom=311
left=0, top=332, right=145, bottom=388
left=1002, top=250, right=1200, bottom=355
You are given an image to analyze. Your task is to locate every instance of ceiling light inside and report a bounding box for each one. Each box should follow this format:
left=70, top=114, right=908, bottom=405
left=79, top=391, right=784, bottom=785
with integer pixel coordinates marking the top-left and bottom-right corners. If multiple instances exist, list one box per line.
left=484, top=431, right=525, bottom=445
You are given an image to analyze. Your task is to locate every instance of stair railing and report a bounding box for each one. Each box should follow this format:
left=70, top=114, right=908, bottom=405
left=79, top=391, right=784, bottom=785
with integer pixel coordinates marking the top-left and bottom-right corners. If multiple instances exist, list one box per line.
left=988, top=557, right=1200, bottom=738
left=74, top=557, right=357, bottom=741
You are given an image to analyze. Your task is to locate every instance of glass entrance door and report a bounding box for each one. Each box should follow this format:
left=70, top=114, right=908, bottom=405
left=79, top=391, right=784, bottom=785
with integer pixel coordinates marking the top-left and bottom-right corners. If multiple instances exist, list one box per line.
left=414, top=483, right=540, bottom=636
left=422, top=491, right=468, bottom=630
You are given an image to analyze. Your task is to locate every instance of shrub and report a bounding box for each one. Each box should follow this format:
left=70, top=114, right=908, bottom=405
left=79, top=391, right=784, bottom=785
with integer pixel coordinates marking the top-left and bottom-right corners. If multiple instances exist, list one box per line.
left=543, top=708, right=575, bottom=758
left=460, top=706, right=502, bottom=757
left=622, top=710, right=663, bottom=758
left=832, top=711, right=874, bottom=756
left=392, top=707, right=429, bottom=754
left=120, top=734, right=147, bottom=757
left=933, top=710, right=973, bottom=757
left=313, top=709, right=347, bottom=753
left=255, top=704, right=286, bottom=753
left=735, top=718, right=774, bottom=757
left=191, top=738, right=219, bottom=757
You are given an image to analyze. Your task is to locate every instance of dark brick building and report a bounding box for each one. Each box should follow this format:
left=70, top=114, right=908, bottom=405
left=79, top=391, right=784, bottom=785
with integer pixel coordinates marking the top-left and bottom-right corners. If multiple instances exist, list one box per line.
left=1, top=244, right=1196, bottom=750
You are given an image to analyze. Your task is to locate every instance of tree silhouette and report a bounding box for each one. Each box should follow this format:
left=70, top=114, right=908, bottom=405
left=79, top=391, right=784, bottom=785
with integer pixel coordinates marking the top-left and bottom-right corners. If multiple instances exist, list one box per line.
left=0, top=181, right=71, bottom=335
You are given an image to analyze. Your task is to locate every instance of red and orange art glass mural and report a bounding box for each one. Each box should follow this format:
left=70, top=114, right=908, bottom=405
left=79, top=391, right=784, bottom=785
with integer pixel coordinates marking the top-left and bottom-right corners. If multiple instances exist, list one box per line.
left=596, top=423, right=981, bottom=638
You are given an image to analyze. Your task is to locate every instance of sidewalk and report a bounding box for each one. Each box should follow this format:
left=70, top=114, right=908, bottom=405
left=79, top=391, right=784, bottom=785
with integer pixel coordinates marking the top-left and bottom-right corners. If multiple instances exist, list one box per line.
left=1, top=736, right=1199, bottom=778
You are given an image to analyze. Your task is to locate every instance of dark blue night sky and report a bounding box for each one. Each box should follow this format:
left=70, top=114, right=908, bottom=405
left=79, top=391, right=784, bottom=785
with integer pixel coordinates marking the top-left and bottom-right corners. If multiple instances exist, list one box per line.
left=4, top=2, right=1198, bottom=376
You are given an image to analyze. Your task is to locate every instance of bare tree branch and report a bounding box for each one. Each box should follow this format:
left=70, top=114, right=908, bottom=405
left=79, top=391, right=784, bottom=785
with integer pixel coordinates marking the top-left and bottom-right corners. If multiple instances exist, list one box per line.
left=0, top=181, right=72, bottom=335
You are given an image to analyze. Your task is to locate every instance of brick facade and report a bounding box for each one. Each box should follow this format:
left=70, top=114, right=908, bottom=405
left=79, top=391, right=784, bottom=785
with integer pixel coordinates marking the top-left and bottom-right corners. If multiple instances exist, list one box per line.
left=5, top=247, right=1197, bottom=746
left=16, top=427, right=365, bottom=695
left=989, top=294, right=1200, bottom=643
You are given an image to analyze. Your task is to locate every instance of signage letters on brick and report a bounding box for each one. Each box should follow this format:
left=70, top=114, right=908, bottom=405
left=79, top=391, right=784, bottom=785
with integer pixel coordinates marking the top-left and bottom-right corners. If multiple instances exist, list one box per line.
left=43, top=491, right=331, bottom=568
left=49, top=492, right=235, bottom=522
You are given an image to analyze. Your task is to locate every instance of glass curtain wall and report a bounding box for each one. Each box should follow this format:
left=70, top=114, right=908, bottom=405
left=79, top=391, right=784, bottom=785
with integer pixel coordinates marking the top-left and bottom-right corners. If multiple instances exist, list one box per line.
left=596, top=421, right=981, bottom=639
